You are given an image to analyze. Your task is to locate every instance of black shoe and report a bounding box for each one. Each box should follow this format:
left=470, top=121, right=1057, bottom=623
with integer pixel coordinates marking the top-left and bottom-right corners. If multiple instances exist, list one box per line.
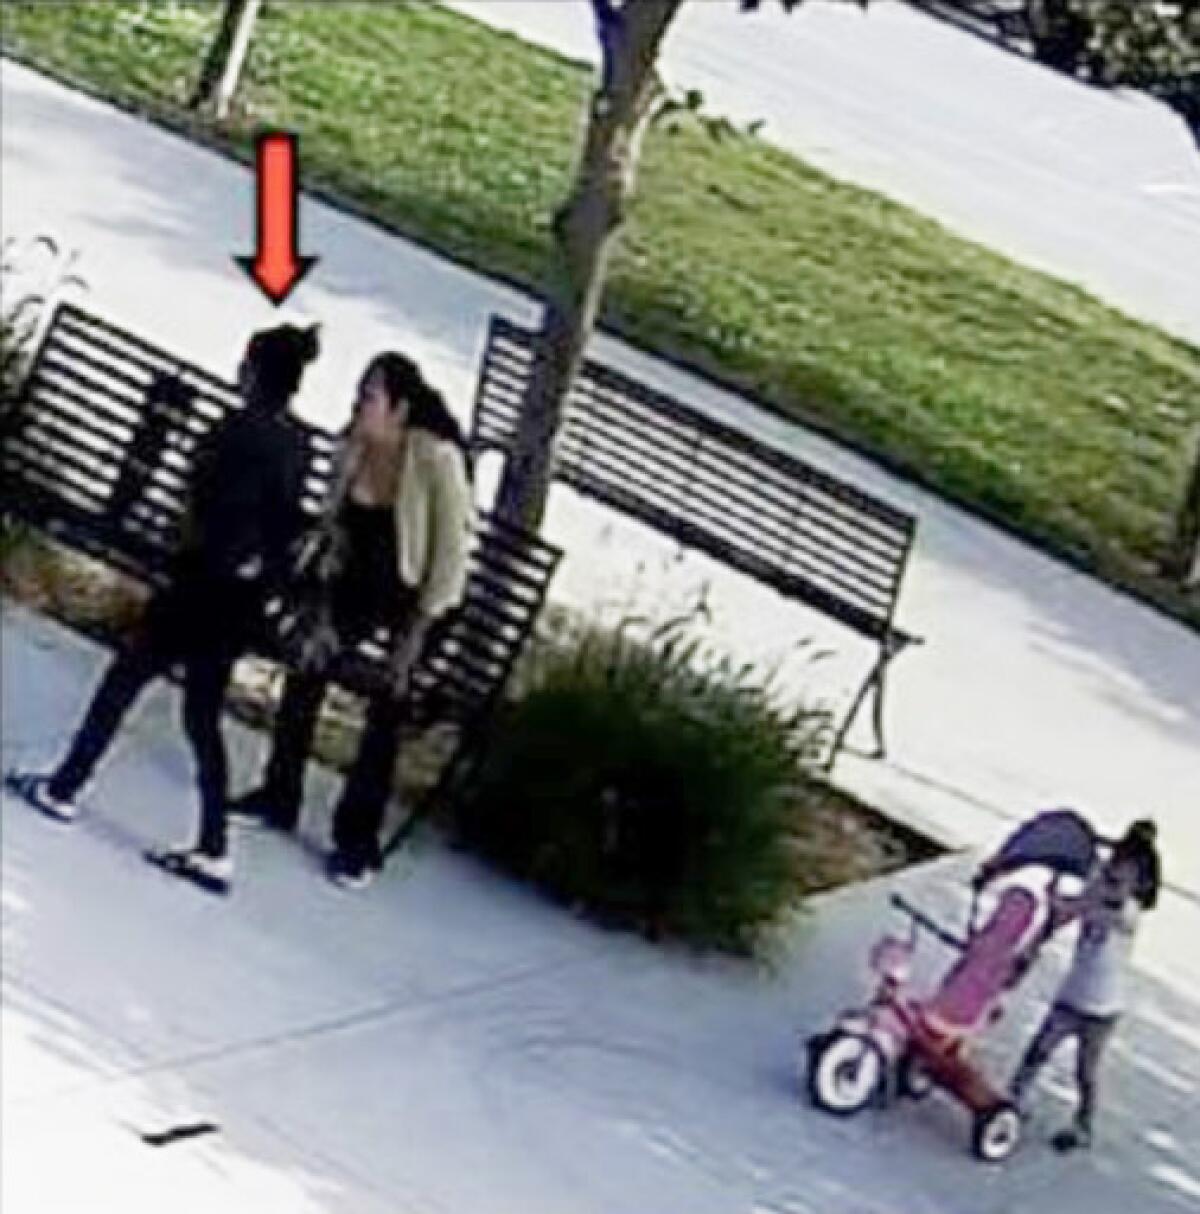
left=327, top=850, right=375, bottom=891
left=227, top=788, right=296, bottom=832
left=1050, top=1125, right=1092, bottom=1153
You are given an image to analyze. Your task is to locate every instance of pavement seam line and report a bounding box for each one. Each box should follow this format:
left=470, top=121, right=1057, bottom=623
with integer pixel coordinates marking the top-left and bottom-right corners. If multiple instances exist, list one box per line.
left=4, top=946, right=604, bottom=1107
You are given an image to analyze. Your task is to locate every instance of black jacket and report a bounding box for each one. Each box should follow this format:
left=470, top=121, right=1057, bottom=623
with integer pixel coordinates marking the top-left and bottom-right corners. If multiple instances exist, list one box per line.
left=184, top=408, right=309, bottom=588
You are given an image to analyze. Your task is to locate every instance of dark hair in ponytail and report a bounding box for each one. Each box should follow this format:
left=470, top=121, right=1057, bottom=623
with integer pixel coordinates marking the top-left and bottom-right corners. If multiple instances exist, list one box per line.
left=364, top=351, right=470, bottom=467
left=1113, top=819, right=1160, bottom=911
left=245, top=323, right=320, bottom=409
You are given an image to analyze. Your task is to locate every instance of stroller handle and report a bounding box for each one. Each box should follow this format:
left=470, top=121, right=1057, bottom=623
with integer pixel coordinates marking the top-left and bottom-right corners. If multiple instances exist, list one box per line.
left=890, top=893, right=968, bottom=952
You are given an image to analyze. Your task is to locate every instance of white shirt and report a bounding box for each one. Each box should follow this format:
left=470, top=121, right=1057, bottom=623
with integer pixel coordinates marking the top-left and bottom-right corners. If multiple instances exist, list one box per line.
left=1056, top=895, right=1140, bottom=1018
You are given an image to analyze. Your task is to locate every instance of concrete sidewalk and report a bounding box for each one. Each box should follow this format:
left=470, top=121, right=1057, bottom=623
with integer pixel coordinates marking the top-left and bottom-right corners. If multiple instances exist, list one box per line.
left=3, top=602, right=1199, bottom=1213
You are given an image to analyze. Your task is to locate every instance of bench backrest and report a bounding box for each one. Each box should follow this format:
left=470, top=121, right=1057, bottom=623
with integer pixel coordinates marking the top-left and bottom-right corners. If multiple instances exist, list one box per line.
left=906, top=1, right=1030, bottom=43
left=1, top=304, right=561, bottom=725
left=473, top=316, right=915, bottom=642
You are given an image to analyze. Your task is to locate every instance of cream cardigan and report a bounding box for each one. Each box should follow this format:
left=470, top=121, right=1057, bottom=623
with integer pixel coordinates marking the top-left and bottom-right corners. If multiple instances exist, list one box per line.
left=329, top=429, right=474, bottom=620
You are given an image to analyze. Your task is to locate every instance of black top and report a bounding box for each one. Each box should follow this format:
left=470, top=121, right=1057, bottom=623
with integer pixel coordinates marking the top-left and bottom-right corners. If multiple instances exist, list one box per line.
left=334, top=498, right=402, bottom=628
left=186, top=408, right=309, bottom=586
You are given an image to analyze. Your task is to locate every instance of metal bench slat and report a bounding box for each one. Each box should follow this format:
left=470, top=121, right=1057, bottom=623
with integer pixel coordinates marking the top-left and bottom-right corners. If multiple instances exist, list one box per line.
left=17, top=411, right=196, bottom=510
left=544, top=433, right=902, bottom=610
left=484, top=315, right=916, bottom=535
left=56, top=304, right=242, bottom=403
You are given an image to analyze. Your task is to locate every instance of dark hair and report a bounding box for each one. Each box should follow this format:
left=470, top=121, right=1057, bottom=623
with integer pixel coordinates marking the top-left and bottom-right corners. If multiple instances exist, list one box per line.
left=245, top=323, right=320, bottom=408
left=1113, top=819, right=1160, bottom=911
left=363, top=351, right=469, bottom=461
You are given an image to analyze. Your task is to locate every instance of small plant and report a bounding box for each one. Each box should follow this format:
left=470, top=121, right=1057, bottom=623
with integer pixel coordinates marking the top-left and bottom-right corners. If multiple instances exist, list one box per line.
left=1, top=246, right=37, bottom=557
left=1, top=253, right=38, bottom=434
left=1, top=235, right=88, bottom=551
left=1, top=234, right=87, bottom=429
left=1, top=307, right=29, bottom=422
left=450, top=612, right=838, bottom=956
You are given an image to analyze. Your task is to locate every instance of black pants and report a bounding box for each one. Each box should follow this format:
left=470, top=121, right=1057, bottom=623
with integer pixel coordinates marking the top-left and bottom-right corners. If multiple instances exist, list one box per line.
left=262, top=670, right=401, bottom=867
left=49, top=573, right=260, bottom=856
left=1010, top=1002, right=1117, bottom=1133
left=255, top=583, right=424, bottom=868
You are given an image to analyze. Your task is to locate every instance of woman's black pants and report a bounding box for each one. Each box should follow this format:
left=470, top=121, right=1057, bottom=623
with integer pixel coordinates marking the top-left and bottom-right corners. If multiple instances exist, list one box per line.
left=260, top=664, right=403, bottom=868
left=254, top=590, right=432, bottom=869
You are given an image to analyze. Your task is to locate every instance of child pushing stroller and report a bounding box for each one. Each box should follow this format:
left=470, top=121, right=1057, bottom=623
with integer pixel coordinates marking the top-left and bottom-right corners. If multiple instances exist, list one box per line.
left=804, top=809, right=1160, bottom=1162
left=999, top=818, right=1159, bottom=1153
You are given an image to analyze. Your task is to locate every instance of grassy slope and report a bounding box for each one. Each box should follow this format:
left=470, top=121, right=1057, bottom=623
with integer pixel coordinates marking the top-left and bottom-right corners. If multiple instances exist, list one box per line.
left=3, top=0, right=1198, bottom=620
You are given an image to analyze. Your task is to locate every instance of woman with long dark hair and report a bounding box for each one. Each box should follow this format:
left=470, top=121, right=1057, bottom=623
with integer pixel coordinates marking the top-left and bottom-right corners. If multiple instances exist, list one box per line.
left=231, top=351, right=474, bottom=889
left=6, top=324, right=320, bottom=894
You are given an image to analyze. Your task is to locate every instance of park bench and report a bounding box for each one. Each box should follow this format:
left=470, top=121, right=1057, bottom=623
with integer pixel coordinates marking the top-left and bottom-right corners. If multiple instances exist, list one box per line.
left=471, top=316, right=922, bottom=764
left=0, top=303, right=562, bottom=857
left=905, top=1, right=1031, bottom=46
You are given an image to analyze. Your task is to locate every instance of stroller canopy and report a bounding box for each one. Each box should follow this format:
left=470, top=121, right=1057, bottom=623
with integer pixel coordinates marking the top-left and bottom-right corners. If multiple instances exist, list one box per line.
left=989, top=809, right=1099, bottom=880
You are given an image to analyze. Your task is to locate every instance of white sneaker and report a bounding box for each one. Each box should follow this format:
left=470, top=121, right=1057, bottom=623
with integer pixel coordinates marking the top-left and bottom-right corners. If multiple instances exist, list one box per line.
left=327, top=851, right=376, bottom=891
left=145, top=847, right=233, bottom=896
left=189, top=850, right=233, bottom=884
left=5, top=771, right=79, bottom=823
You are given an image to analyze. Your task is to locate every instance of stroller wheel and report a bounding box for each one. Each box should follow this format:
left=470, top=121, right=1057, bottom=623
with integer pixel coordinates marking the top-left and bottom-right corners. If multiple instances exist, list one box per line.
left=898, top=1052, right=935, bottom=1101
left=972, top=1102, right=1022, bottom=1163
left=806, top=1031, right=885, bottom=1116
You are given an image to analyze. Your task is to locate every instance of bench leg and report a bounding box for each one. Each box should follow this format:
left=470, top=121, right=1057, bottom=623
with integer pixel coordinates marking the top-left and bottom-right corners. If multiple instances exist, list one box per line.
left=826, top=649, right=894, bottom=769
left=380, top=718, right=485, bottom=864
left=871, top=650, right=892, bottom=761
left=379, top=746, right=447, bottom=863
left=379, top=795, right=427, bottom=863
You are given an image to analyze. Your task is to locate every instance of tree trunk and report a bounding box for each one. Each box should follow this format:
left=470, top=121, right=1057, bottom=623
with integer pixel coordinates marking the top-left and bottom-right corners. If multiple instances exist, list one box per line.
left=1025, top=0, right=1092, bottom=73
left=1164, top=430, right=1200, bottom=587
left=189, top=0, right=263, bottom=121
left=496, top=0, right=684, bottom=531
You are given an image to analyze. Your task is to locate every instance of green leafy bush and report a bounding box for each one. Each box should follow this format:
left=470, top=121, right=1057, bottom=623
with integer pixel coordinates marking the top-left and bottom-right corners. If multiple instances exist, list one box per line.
left=450, top=618, right=836, bottom=955
left=1027, top=1, right=1199, bottom=127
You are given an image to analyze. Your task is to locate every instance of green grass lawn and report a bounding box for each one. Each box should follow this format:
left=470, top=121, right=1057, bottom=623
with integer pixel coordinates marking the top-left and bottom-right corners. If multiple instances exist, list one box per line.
left=3, top=0, right=1198, bottom=621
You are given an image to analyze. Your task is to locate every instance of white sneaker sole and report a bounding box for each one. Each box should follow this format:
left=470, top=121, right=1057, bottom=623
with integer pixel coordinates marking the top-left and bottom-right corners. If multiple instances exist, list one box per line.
left=4, top=771, right=78, bottom=823
left=144, top=848, right=232, bottom=896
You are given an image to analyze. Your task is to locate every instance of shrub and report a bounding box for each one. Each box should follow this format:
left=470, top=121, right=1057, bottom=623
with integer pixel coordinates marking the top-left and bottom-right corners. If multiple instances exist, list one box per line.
left=0, top=273, right=37, bottom=559
left=0, top=282, right=36, bottom=445
left=1, top=307, right=30, bottom=423
left=449, top=618, right=837, bottom=955
left=1027, top=2, right=1199, bottom=127
left=2, top=235, right=87, bottom=542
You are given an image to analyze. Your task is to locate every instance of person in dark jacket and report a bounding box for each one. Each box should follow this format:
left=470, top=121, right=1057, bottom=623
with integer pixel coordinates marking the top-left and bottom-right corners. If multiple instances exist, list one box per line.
left=6, top=323, right=319, bottom=894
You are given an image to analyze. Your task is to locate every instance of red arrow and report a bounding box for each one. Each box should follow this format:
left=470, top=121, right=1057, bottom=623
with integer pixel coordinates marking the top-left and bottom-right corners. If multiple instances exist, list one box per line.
left=236, top=131, right=316, bottom=306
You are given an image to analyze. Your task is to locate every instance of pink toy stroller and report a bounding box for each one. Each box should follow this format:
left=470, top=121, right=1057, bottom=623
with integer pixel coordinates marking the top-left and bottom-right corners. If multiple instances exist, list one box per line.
left=804, top=810, right=1101, bottom=1162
